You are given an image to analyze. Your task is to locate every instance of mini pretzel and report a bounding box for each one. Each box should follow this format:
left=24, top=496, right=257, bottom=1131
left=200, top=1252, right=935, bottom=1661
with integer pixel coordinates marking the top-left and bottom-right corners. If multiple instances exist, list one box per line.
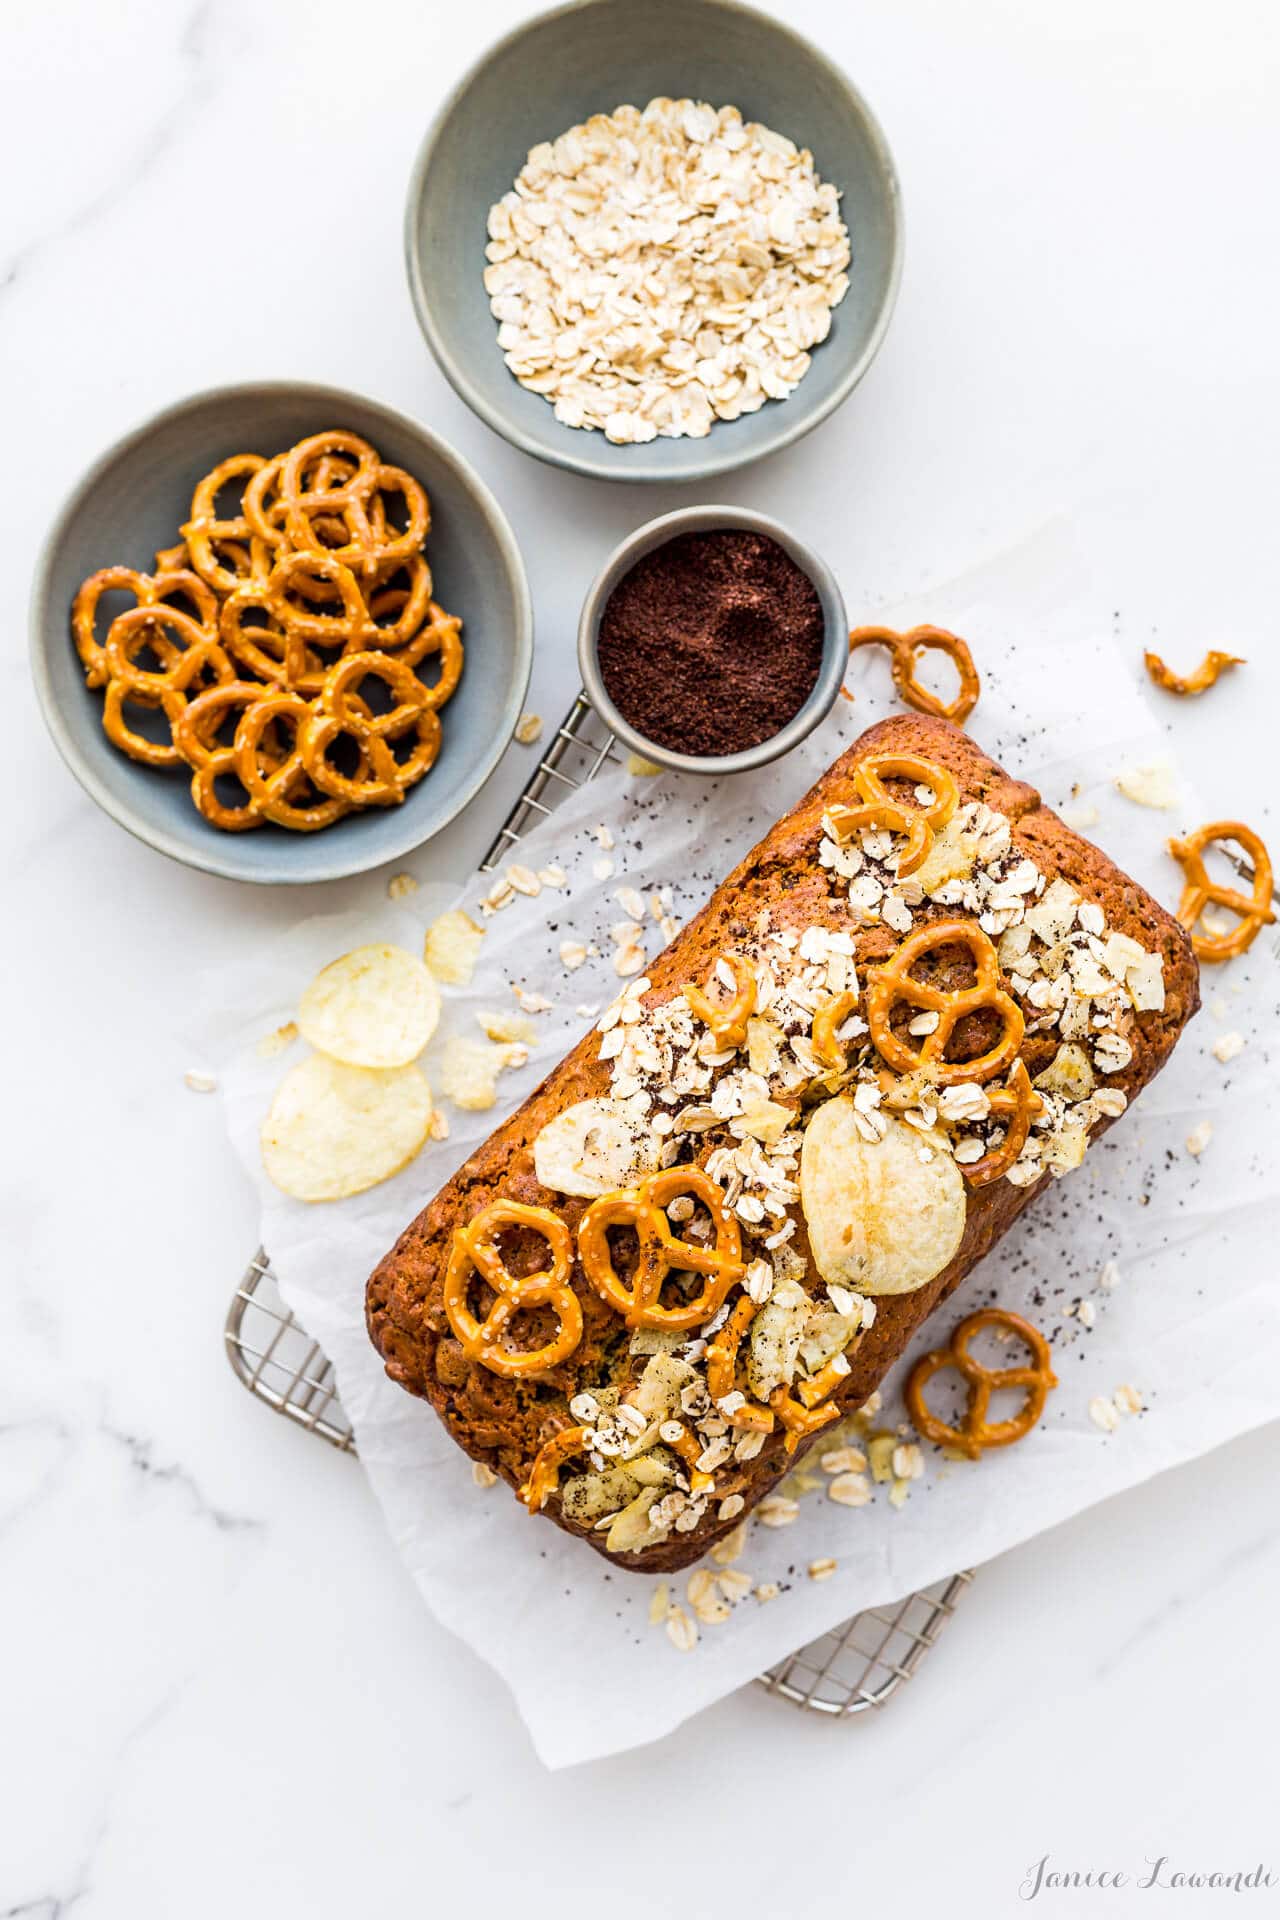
left=824, top=798, right=933, bottom=878
left=181, top=455, right=273, bottom=596
left=100, top=606, right=234, bottom=767
left=234, top=691, right=354, bottom=832
left=443, top=1201, right=583, bottom=1379
left=301, top=651, right=442, bottom=809
left=848, top=625, right=980, bottom=725
left=771, top=1384, right=840, bottom=1452
left=866, top=919, right=1024, bottom=1085
left=1167, top=820, right=1276, bottom=962
left=906, top=1308, right=1058, bottom=1459
left=684, top=954, right=757, bottom=1049
left=958, top=1059, right=1043, bottom=1187
left=706, top=1294, right=846, bottom=1450
left=811, top=989, right=861, bottom=1070
left=172, top=681, right=279, bottom=831
left=707, top=1297, right=775, bottom=1431
left=520, top=1425, right=591, bottom=1510
left=578, top=1168, right=744, bottom=1330
left=1144, top=649, right=1244, bottom=697
left=853, top=751, right=959, bottom=841
left=280, top=433, right=429, bottom=581
left=72, top=564, right=219, bottom=689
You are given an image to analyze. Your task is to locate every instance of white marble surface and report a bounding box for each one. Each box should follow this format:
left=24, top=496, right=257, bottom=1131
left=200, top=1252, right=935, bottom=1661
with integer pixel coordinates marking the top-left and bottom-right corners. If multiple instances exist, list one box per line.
left=5, top=0, right=1279, bottom=1911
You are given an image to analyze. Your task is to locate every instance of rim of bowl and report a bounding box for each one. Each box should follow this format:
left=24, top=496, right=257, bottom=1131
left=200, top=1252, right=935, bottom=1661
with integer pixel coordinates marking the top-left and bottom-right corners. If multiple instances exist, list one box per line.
left=28, top=379, right=534, bottom=886
left=578, top=504, right=849, bottom=775
left=403, top=0, right=904, bottom=484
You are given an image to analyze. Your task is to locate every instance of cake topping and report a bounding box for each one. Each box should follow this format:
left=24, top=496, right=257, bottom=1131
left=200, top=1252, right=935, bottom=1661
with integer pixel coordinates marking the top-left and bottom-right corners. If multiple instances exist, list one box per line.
left=577, top=1168, right=744, bottom=1329
left=683, top=952, right=758, bottom=1048
left=596, top=529, right=825, bottom=758
left=865, top=919, right=1026, bottom=1084
left=443, top=1201, right=582, bottom=1376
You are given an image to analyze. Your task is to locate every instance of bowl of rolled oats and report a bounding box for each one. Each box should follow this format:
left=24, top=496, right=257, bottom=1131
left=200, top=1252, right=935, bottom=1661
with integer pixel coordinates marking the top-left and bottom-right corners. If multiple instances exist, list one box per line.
left=404, top=0, right=902, bottom=482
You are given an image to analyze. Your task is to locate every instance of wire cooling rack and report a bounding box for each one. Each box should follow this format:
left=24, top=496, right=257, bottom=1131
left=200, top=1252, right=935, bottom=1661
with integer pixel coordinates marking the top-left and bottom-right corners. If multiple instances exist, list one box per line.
left=225, top=693, right=973, bottom=1716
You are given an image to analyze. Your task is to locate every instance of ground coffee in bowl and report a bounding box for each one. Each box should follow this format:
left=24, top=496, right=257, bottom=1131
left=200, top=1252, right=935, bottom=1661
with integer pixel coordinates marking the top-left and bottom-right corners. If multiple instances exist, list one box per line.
left=596, top=528, right=825, bottom=759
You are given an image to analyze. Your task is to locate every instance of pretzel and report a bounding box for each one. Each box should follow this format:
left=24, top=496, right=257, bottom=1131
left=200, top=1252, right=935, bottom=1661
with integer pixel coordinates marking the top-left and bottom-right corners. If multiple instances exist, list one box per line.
left=172, top=682, right=280, bottom=830
left=72, top=564, right=219, bottom=689
left=1144, top=649, right=1244, bottom=697
left=100, top=606, right=235, bottom=767
left=866, top=919, right=1025, bottom=1085
left=905, top=1308, right=1058, bottom=1459
left=771, top=1384, right=840, bottom=1452
left=279, top=433, right=429, bottom=581
left=234, top=691, right=354, bottom=832
left=301, top=651, right=442, bottom=809
left=683, top=954, right=757, bottom=1049
left=824, top=798, right=933, bottom=878
left=443, top=1201, right=583, bottom=1378
left=180, top=455, right=273, bottom=596
left=707, top=1297, right=776, bottom=1431
left=520, top=1426, right=591, bottom=1510
left=578, top=1168, right=744, bottom=1330
left=853, top=751, right=959, bottom=836
left=848, top=625, right=980, bottom=725
left=811, top=989, right=861, bottom=1070
left=1167, top=820, right=1276, bottom=962
left=956, top=1058, right=1043, bottom=1187
left=706, top=1294, right=842, bottom=1449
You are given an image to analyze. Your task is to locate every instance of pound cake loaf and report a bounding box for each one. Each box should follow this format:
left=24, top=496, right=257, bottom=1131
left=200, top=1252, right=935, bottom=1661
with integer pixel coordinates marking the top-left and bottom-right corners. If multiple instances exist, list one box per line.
left=368, top=715, right=1198, bottom=1573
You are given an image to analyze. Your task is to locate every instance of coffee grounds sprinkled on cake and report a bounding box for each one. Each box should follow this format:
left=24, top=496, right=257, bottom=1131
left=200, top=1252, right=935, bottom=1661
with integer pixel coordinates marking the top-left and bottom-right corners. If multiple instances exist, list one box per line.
left=597, top=529, right=825, bottom=757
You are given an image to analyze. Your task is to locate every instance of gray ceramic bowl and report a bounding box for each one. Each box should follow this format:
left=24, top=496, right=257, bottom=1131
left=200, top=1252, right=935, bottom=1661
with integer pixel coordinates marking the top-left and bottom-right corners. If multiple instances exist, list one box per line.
left=405, top=0, right=902, bottom=484
left=579, top=505, right=847, bottom=773
left=30, top=382, right=532, bottom=885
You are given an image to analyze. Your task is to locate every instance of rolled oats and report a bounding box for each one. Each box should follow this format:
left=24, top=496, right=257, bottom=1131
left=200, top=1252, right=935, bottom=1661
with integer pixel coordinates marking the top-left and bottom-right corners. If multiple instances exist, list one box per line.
left=485, top=99, right=851, bottom=443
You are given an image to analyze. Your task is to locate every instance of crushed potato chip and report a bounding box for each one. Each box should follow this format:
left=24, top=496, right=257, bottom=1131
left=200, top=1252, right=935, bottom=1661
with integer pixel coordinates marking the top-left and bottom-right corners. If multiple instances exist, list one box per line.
left=424, top=909, right=485, bottom=986
left=261, top=1054, right=432, bottom=1200
left=1114, top=759, right=1178, bottom=810
left=439, top=1036, right=507, bottom=1110
left=476, top=1009, right=536, bottom=1044
left=299, top=944, right=440, bottom=1069
left=256, top=1020, right=299, bottom=1060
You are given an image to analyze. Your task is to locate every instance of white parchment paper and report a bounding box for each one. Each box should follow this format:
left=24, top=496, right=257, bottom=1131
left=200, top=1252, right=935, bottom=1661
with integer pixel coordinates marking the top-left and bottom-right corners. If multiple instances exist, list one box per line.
left=200, top=526, right=1280, bottom=1768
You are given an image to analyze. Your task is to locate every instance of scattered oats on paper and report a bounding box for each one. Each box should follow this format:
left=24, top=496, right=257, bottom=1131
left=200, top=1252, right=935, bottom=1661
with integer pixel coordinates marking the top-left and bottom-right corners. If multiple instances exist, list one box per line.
left=484, top=98, right=851, bottom=443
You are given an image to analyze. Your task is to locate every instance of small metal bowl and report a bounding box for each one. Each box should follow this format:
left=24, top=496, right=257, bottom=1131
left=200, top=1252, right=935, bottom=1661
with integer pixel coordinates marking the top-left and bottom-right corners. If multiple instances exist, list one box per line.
left=404, top=0, right=902, bottom=484
left=30, top=382, right=533, bottom=886
left=578, top=505, right=848, bottom=774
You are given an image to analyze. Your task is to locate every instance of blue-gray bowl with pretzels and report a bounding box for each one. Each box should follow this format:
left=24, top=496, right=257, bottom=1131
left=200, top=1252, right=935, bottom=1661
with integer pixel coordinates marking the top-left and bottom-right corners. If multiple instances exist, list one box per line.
left=29, top=382, right=532, bottom=885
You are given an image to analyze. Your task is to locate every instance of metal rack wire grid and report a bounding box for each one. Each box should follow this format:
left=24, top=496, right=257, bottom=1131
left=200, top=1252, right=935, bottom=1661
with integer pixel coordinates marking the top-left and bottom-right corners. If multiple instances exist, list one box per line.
left=225, top=690, right=971, bottom=1717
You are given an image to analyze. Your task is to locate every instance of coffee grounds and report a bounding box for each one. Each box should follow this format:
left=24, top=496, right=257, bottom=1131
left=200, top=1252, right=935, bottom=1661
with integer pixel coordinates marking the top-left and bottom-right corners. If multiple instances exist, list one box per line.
left=597, top=528, right=825, bottom=757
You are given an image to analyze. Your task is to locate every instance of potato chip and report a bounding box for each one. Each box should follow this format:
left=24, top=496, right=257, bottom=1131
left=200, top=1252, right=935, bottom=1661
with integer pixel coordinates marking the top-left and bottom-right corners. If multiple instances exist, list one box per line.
left=533, top=1097, right=657, bottom=1197
left=299, top=944, right=440, bottom=1069
left=439, top=1036, right=503, bottom=1111
left=425, top=909, right=485, bottom=986
left=261, top=1053, right=433, bottom=1201
left=800, top=1099, right=966, bottom=1294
